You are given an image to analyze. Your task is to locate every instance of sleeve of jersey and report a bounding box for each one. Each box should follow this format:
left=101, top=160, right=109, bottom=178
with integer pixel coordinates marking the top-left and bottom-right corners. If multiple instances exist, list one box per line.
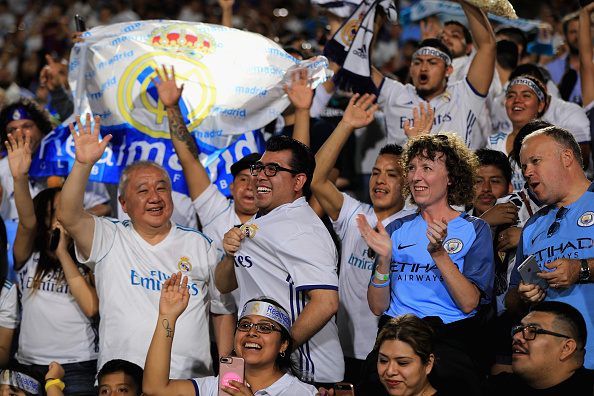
left=82, top=181, right=111, bottom=209
left=331, top=193, right=361, bottom=240
left=281, top=230, right=338, bottom=292
left=191, top=184, right=233, bottom=227
left=206, top=239, right=235, bottom=315
left=462, top=219, right=495, bottom=298
left=74, top=215, right=118, bottom=269
left=190, top=376, right=217, bottom=396
left=0, top=282, right=19, bottom=329
left=377, top=77, right=404, bottom=111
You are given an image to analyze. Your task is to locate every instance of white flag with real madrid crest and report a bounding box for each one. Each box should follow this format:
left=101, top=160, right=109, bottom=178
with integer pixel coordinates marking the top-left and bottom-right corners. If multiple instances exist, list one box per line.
left=31, top=20, right=330, bottom=196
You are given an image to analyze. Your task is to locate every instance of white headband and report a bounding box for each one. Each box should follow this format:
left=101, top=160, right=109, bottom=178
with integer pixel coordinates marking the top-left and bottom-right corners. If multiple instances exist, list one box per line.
left=240, top=301, right=292, bottom=334
left=412, top=46, right=452, bottom=66
left=508, top=78, right=545, bottom=102
left=0, top=370, right=41, bottom=395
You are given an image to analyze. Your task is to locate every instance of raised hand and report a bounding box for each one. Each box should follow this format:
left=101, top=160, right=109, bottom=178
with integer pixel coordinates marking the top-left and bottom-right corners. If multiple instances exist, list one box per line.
left=152, top=64, right=184, bottom=109
left=159, top=272, right=190, bottom=319
left=284, top=68, right=314, bottom=110
left=70, top=113, right=112, bottom=166
left=5, top=128, right=32, bottom=180
left=403, top=102, right=434, bottom=139
left=39, top=54, right=65, bottom=90
left=342, top=93, right=379, bottom=130
left=356, top=214, right=392, bottom=258
left=426, top=217, right=447, bottom=254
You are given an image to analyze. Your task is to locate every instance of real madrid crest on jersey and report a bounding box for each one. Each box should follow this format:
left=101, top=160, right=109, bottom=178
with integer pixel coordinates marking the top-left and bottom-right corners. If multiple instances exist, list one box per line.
left=178, top=256, right=192, bottom=272
left=444, top=238, right=463, bottom=254
left=578, top=211, right=594, bottom=227
left=441, top=91, right=452, bottom=103
left=240, top=223, right=258, bottom=238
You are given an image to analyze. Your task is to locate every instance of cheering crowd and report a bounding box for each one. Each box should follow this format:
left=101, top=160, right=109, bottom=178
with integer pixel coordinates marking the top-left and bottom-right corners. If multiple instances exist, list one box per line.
left=0, top=0, right=593, bottom=395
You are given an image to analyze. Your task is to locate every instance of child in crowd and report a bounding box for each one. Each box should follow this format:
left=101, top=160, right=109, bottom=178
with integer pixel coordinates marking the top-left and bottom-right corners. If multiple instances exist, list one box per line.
left=98, top=359, right=144, bottom=396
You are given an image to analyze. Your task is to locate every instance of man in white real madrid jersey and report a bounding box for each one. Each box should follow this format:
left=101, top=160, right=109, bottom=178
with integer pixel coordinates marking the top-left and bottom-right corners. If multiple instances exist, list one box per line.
left=311, top=93, right=410, bottom=384
left=215, top=135, right=343, bottom=386
left=505, top=126, right=594, bottom=369
left=373, top=1, right=495, bottom=149
left=56, top=114, right=234, bottom=378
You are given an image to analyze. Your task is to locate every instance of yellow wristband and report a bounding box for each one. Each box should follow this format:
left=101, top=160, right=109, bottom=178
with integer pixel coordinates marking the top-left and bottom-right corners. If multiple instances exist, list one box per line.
left=45, top=379, right=65, bottom=392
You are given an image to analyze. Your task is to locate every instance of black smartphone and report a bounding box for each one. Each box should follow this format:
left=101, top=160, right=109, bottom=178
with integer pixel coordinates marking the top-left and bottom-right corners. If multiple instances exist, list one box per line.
left=74, top=14, right=86, bottom=32
left=334, top=383, right=354, bottom=396
left=49, top=228, right=60, bottom=251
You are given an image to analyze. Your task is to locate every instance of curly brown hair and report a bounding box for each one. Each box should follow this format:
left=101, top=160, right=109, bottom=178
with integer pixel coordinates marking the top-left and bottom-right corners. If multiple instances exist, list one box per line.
left=401, top=132, right=479, bottom=207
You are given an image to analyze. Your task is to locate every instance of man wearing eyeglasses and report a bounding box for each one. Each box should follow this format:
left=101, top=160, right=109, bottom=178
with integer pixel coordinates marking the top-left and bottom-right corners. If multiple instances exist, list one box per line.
left=486, top=301, right=594, bottom=393
left=215, top=135, right=343, bottom=387
left=505, top=126, right=594, bottom=369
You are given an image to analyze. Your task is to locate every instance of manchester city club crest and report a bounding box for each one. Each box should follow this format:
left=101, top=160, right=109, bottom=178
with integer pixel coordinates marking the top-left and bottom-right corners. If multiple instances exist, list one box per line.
left=578, top=211, right=594, bottom=227
left=444, top=238, right=463, bottom=254
left=178, top=256, right=192, bottom=272
left=240, top=223, right=258, bottom=238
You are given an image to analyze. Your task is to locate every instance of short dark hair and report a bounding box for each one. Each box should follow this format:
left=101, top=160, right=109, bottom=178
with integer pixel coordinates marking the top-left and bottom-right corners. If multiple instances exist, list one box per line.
left=379, top=144, right=403, bottom=157
left=495, top=27, right=527, bottom=57
left=264, top=135, right=315, bottom=197
left=524, top=125, right=584, bottom=168
left=98, top=359, right=144, bottom=393
left=475, top=148, right=513, bottom=185
left=0, top=97, right=54, bottom=144
left=496, top=39, right=518, bottom=71
left=511, top=120, right=553, bottom=167
left=375, top=314, right=434, bottom=365
left=416, top=38, right=453, bottom=61
left=444, top=20, right=472, bottom=45
left=530, top=301, right=587, bottom=351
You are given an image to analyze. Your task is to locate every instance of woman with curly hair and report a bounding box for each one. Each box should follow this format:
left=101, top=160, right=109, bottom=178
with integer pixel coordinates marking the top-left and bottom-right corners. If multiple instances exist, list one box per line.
left=357, top=133, right=494, bottom=395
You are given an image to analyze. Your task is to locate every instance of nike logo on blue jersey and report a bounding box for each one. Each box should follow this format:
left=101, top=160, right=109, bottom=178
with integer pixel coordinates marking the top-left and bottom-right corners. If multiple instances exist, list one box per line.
left=531, top=230, right=546, bottom=244
left=398, top=243, right=416, bottom=249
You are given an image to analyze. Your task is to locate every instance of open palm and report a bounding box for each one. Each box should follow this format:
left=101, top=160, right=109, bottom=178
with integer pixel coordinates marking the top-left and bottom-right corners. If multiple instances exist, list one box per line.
left=5, top=129, right=32, bottom=179
left=159, top=272, right=190, bottom=318
left=70, top=114, right=112, bottom=166
left=152, top=64, right=184, bottom=108
left=342, top=93, right=379, bottom=129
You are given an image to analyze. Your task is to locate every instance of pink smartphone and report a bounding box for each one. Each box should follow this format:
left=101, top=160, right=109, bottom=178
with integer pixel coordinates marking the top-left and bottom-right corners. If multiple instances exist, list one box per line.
left=218, top=356, right=245, bottom=396
left=334, top=382, right=354, bottom=396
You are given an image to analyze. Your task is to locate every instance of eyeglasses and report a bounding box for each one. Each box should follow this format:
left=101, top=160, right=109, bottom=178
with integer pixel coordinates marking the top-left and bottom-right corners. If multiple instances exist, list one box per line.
left=250, top=163, right=297, bottom=177
left=236, top=320, right=281, bottom=334
left=547, top=207, right=569, bottom=237
left=511, top=325, right=571, bottom=340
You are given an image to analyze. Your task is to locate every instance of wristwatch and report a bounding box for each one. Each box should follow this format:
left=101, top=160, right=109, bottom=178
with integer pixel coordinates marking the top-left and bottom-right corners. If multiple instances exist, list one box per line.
left=579, top=259, right=590, bottom=284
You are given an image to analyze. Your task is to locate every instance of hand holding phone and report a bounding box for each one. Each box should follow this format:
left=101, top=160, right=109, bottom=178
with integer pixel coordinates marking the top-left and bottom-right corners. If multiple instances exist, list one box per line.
left=218, top=356, right=244, bottom=396
left=49, top=228, right=60, bottom=251
left=517, top=255, right=548, bottom=290
left=74, top=14, right=86, bottom=32
left=334, top=383, right=354, bottom=396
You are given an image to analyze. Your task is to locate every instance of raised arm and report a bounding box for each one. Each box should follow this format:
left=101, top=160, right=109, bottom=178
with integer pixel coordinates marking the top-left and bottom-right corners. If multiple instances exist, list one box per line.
left=312, top=94, right=378, bottom=221
left=57, top=114, right=112, bottom=260
left=5, top=130, right=36, bottom=269
left=217, top=0, right=234, bottom=28
left=579, top=3, right=594, bottom=107
left=143, top=272, right=195, bottom=396
left=153, top=65, right=211, bottom=201
left=284, top=68, right=314, bottom=148
left=463, top=1, right=496, bottom=96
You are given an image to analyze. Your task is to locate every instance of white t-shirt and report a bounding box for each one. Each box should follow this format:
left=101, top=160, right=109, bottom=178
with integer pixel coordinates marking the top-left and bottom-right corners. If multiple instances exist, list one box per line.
left=233, top=197, right=343, bottom=383
left=15, top=252, right=98, bottom=365
left=0, top=280, right=18, bottom=330
left=486, top=130, right=524, bottom=192
left=378, top=77, right=487, bottom=149
left=332, top=193, right=410, bottom=360
left=190, top=373, right=317, bottom=396
left=0, top=157, right=111, bottom=222
left=77, top=216, right=234, bottom=378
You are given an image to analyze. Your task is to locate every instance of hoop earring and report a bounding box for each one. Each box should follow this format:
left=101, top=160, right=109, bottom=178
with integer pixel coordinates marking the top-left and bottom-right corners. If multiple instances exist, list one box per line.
left=280, top=351, right=286, bottom=358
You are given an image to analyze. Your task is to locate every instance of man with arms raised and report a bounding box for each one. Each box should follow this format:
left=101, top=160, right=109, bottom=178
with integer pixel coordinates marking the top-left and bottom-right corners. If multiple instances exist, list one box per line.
left=57, top=115, right=234, bottom=378
left=506, top=126, right=594, bottom=369
left=215, top=135, right=342, bottom=387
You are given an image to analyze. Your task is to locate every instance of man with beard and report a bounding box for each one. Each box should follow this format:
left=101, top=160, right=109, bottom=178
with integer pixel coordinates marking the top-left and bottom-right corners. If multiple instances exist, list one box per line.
left=546, top=12, right=583, bottom=104
left=486, top=301, right=594, bottom=394
left=372, top=1, right=495, bottom=149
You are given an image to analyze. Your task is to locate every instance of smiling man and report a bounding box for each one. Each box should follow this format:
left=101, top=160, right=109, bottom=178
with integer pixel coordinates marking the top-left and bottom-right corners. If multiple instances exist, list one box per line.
left=486, top=301, right=594, bottom=394
left=215, top=135, right=343, bottom=387
left=57, top=115, right=234, bottom=379
left=505, top=126, right=594, bottom=369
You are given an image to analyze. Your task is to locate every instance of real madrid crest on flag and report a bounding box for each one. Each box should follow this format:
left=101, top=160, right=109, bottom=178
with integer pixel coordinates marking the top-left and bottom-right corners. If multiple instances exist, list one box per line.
left=178, top=256, right=192, bottom=272
left=240, top=223, right=258, bottom=238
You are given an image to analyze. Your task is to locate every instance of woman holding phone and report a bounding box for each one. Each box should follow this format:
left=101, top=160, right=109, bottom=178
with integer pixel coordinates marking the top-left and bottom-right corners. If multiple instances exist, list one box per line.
left=357, top=133, right=494, bottom=395
left=143, top=272, right=317, bottom=396
left=5, top=126, right=98, bottom=394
